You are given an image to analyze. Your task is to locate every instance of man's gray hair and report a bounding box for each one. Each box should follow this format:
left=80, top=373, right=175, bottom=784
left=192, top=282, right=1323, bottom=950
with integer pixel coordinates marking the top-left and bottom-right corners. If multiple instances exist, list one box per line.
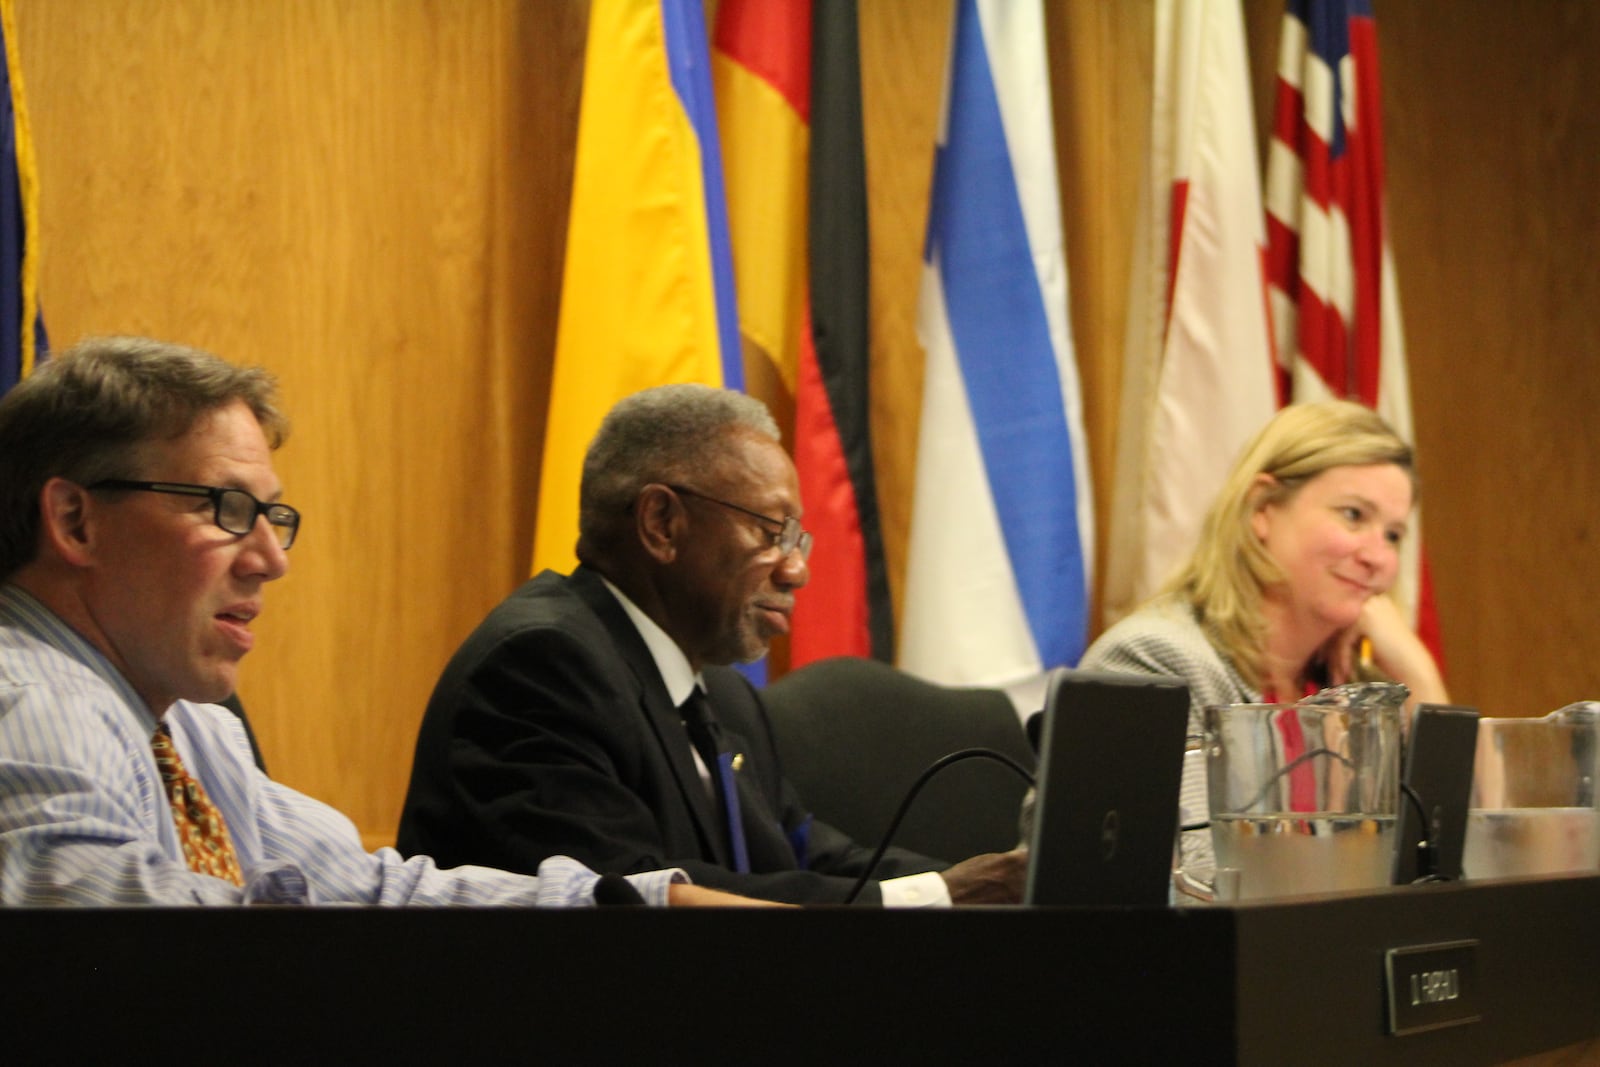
left=0, top=336, right=288, bottom=580
left=576, top=383, right=779, bottom=561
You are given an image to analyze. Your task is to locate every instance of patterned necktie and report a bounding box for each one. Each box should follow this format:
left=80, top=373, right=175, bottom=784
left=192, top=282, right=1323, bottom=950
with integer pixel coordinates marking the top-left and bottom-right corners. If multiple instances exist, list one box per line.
left=151, top=722, right=245, bottom=886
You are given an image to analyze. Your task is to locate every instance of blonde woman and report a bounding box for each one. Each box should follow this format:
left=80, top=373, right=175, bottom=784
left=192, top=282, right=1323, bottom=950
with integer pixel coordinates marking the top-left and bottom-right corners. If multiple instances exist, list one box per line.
left=1083, top=400, right=1448, bottom=867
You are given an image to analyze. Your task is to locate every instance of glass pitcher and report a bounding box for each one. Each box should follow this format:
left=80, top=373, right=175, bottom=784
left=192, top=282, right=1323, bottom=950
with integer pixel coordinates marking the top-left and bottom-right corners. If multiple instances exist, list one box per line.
left=1463, top=702, right=1600, bottom=879
left=1199, top=683, right=1404, bottom=900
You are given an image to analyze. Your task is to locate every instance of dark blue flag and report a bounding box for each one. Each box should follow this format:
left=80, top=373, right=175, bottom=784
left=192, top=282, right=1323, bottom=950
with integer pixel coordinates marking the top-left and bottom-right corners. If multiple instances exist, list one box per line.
left=0, top=5, right=44, bottom=394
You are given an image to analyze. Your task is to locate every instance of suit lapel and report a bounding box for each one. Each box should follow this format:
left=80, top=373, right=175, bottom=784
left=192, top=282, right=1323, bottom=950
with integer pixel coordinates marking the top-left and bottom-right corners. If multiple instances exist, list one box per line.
left=569, top=567, right=730, bottom=866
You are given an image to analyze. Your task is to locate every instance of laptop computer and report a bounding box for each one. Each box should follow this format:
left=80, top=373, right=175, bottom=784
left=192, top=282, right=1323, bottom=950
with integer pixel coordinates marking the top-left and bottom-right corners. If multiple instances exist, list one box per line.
left=1024, top=669, right=1190, bottom=907
left=1392, top=703, right=1480, bottom=884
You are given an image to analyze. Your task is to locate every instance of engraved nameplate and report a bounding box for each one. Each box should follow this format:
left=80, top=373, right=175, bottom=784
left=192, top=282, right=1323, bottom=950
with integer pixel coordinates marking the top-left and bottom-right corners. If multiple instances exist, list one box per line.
left=1385, top=940, right=1481, bottom=1036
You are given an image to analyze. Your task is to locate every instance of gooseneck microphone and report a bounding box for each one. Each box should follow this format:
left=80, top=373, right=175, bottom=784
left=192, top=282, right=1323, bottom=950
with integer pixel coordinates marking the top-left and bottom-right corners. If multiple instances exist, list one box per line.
left=843, top=747, right=1036, bottom=905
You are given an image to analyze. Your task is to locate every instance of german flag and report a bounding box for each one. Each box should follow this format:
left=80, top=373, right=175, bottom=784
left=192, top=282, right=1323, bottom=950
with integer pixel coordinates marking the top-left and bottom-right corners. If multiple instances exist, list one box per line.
left=713, top=0, right=893, bottom=668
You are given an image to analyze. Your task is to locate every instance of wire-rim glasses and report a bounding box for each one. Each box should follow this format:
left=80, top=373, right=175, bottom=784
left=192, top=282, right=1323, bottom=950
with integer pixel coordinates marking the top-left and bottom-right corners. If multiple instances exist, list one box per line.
left=665, top=483, right=812, bottom=560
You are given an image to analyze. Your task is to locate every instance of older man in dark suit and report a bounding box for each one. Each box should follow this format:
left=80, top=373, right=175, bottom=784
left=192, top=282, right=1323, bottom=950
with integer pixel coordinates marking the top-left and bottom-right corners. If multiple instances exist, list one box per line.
left=399, top=384, right=1025, bottom=905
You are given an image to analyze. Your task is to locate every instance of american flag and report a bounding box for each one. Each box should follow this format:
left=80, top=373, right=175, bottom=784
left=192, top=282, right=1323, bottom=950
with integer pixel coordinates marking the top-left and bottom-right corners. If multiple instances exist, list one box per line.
left=1264, top=0, right=1442, bottom=659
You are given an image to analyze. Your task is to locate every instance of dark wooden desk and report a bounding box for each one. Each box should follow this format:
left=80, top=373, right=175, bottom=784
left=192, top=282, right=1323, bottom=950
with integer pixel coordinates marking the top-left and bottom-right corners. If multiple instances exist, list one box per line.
left=4, top=873, right=1596, bottom=1065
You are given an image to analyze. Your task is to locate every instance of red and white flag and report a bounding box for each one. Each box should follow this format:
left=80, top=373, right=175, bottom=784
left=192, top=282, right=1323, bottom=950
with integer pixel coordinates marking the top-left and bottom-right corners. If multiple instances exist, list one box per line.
left=1102, top=0, right=1279, bottom=627
left=1264, top=0, right=1442, bottom=658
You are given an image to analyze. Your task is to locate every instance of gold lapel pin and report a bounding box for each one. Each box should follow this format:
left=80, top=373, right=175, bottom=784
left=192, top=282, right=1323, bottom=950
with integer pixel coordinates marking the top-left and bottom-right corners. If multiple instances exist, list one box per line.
left=731, top=753, right=744, bottom=772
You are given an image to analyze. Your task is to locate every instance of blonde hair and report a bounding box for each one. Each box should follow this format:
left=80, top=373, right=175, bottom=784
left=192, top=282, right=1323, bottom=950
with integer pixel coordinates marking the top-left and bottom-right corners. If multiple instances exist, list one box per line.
left=1163, top=399, right=1414, bottom=688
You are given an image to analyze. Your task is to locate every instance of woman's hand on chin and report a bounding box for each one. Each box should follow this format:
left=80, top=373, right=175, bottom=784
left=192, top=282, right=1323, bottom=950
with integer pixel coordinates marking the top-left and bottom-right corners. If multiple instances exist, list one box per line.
left=1340, top=595, right=1450, bottom=724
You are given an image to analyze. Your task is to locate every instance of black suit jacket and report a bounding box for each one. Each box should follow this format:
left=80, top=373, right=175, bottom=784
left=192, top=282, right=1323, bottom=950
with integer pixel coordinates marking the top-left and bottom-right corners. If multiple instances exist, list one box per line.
left=398, top=566, right=944, bottom=904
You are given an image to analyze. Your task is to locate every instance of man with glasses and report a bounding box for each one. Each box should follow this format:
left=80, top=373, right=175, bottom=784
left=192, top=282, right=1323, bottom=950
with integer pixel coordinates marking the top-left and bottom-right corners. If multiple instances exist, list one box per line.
left=398, top=384, right=1025, bottom=905
left=0, top=337, right=755, bottom=908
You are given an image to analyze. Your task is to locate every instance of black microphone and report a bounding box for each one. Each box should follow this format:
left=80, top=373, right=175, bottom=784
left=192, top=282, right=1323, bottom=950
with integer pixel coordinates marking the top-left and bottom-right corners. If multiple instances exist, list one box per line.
left=593, top=873, right=647, bottom=907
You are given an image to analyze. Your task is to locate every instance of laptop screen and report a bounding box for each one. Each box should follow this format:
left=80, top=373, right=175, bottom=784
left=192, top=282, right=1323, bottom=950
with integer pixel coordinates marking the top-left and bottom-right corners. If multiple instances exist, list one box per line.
left=1024, top=669, right=1190, bottom=907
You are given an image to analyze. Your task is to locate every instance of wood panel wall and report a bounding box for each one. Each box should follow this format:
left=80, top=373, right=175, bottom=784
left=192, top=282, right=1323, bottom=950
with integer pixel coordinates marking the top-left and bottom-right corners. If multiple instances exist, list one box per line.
left=15, top=1, right=1598, bottom=847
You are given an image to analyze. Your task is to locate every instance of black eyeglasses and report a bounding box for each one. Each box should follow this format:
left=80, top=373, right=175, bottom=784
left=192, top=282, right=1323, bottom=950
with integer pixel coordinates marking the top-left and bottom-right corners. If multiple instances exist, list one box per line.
left=666, top=483, right=812, bottom=560
left=88, top=480, right=301, bottom=550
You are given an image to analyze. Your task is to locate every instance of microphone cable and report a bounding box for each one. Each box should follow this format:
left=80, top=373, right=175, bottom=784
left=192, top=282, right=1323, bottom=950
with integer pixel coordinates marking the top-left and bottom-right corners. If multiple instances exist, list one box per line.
left=843, top=747, right=1035, bottom=905
left=1400, top=780, right=1445, bottom=883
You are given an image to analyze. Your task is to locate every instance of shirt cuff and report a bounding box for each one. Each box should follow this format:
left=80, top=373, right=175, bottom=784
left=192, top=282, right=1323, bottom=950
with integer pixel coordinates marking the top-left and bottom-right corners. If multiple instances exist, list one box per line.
left=533, top=856, right=687, bottom=908
left=625, top=867, right=689, bottom=908
left=878, top=870, right=951, bottom=908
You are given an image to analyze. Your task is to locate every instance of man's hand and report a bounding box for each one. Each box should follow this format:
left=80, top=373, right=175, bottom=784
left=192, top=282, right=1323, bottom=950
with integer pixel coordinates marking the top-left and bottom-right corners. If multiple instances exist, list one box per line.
left=667, top=883, right=794, bottom=907
left=939, top=848, right=1028, bottom=905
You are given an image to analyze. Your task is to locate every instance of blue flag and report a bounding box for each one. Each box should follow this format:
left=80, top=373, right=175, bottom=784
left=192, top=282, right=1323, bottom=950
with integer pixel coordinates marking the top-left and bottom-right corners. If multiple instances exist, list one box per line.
left=0, top=1, right=44, bottom=393
left=899, top=0, right=1093, bottom=687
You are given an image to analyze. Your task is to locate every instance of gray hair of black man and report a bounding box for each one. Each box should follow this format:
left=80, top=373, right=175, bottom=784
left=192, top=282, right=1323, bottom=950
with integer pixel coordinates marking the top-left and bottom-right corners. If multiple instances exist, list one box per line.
left=575, top=383, right=781, bottom=564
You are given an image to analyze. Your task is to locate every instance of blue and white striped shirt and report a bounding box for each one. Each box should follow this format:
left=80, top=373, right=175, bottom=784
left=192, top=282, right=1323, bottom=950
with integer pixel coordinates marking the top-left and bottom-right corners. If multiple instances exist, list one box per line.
left=0, top=584, right=682, bottom=907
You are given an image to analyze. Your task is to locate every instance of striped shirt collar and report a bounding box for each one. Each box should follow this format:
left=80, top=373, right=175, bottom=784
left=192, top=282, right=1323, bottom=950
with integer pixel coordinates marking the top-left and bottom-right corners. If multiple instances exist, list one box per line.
left=0, top=582, right=162, bottom=736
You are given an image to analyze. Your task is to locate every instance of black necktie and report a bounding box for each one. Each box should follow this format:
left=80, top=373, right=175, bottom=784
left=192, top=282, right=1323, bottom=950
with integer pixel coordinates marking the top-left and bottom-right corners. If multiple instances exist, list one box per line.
left=678, top=687, right=723, bottom=785
left=679, top=687, right=750, bottom=872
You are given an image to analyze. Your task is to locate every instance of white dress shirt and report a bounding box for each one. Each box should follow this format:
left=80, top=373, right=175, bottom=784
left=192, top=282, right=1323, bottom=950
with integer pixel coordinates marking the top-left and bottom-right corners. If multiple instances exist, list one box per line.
left=601, top=578, right=949, bottom=907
